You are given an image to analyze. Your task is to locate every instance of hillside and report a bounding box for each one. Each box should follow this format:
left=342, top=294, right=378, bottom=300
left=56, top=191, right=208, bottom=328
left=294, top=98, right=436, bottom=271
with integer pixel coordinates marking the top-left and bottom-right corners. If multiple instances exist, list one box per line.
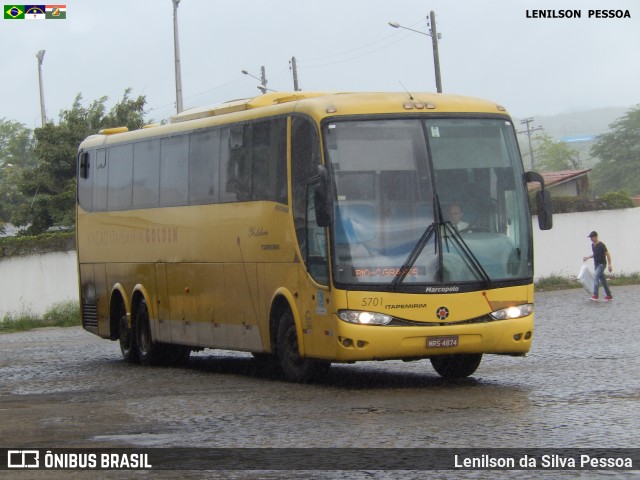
left=514, top=106, right=632, bottom=170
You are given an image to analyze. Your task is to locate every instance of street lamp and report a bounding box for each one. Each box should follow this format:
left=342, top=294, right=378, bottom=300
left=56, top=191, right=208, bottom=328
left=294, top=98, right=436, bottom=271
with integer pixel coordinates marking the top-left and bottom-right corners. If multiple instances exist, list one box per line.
left=388, top=11, right=443, bottom=93
left=36, top=50, right=47, bottom=126
left=241, top=66, right=268, bottom=94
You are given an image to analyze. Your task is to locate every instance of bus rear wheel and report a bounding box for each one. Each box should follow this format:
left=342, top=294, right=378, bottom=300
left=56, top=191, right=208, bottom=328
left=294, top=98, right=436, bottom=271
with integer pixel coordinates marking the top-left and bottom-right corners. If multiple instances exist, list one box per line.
left=430, top=353, right=482, bottom=379
left=119, top=313, right=139, bottom=363
left=276, top=308, right=329, bottom=382
left=135, top=299, right=163, bottom=366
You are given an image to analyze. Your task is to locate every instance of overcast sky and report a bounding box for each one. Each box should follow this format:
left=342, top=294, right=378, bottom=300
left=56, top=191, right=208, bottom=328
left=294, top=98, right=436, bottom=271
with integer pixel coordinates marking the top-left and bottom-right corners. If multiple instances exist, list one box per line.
left=1, top=0, right=638, bottom=129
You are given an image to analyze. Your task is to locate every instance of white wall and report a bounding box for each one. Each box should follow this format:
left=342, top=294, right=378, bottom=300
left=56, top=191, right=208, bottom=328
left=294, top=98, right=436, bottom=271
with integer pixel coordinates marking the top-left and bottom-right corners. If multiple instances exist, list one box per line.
left=533, top=208, right=639, bottom=280
left=1, top=208, right=638, bottom=318
left=0, top=251, right=79, bottom=318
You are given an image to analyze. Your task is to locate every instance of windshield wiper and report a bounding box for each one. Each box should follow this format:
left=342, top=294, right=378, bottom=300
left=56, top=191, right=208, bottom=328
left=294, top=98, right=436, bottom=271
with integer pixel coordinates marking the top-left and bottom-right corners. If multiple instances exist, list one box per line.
left=391, top=222, right=437, bottom=290
left=441, top=221, right=492, bottom=287
left=391, top=189, right=492, bottom=289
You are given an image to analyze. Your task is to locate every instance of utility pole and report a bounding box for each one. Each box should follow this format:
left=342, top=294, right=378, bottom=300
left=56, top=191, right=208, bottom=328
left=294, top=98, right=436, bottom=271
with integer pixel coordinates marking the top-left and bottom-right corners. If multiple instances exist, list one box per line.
left=172, top=0, right=184, bottom=113
left=290, top=56, right=300, bottom=91
left=518, top=117, right=544, bottom=170
left=428, top=11, right=442, bottom=93
left=36, top=50, right=47, bottom=126
left=388, top=11, right=443, bottom=93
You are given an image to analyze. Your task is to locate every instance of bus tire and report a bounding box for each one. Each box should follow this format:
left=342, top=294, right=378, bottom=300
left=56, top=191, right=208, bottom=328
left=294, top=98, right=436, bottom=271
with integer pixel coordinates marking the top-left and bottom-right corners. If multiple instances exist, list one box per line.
left=430, top=353, right=482, bottom=379
left=134, top=299, right=162, bottom=366
left=118, top=312, right=139, bottom=363
left=276, top=308, right=330, bottom=382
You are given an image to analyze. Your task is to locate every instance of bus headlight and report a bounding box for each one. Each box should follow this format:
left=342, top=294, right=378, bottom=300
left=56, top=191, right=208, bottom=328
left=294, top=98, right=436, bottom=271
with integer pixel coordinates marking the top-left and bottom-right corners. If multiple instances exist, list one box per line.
left=490, top=304, right=533, bottom=320
left=338, top=310, right=393, bottom=325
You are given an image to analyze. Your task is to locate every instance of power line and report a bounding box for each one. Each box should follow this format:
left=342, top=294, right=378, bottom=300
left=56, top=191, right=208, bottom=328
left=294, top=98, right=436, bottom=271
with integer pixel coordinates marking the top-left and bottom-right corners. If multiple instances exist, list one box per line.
left=296, top=19, right=425, bottom=67
left=297, top=31, right=417, bottom=70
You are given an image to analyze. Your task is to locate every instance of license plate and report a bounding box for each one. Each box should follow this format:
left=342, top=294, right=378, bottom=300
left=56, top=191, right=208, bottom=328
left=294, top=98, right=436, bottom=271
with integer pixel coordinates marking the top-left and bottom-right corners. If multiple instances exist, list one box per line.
left=427, top=336, right=459, bottom=348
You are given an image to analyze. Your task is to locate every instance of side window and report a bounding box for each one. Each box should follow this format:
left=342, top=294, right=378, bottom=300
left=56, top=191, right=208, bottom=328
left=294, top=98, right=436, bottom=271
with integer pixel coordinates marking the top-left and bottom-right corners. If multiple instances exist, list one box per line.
left=93, top=149, right=108, bottom=211
left=78, top=151, right=93, bottom=211
left=107, top=144, right=134, bottom=211
left=133, top=140, right=160, bottom=208
left=221, top=124, right=252, bottom=202
left=189, top=129, right=220, bottom=205
left=252, top=119, right=287, bottom=203
left=291, top=116, right=321, bottom=264
left=160, top=135, right=189, bottom=207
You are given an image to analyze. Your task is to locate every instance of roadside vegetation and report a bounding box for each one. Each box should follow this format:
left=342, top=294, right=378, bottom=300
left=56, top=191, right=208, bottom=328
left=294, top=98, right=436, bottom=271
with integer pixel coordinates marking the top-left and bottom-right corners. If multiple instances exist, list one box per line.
left=0, top=300, right=81, bottom=333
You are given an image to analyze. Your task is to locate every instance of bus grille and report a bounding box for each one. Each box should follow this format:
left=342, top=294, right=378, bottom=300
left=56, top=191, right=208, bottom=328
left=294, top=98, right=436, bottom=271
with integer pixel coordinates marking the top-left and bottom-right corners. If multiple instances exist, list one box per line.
left=82, top=303, right=98, bottom=329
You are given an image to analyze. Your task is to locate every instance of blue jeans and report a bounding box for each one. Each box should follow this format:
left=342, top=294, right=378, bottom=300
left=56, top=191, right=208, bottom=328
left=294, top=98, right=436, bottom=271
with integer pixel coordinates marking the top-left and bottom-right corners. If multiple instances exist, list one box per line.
left=593, top=264, right=612, bottom=298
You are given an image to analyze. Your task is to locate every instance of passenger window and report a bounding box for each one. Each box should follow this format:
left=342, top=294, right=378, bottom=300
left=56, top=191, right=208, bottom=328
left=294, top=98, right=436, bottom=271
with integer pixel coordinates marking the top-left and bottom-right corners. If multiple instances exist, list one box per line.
left=252, top=119, right=287, bottom=203
left=160, top=136, right=189, bottom=207
left=133, top=140, right=160, bottom=208
left=222, top=124, right=252, bottom=202
left=93, top=149, right=108, bottom=211
left=78, top=151, right=93, bottom=211
left=107, top=144, right=134, bottom=211
left=189, top=129, right=220, bottom=205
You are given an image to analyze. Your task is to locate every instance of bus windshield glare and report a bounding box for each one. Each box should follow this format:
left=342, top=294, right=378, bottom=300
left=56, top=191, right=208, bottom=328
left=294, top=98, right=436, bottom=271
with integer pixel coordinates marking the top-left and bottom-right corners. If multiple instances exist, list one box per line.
left=324, top=117, right=532, bottom=288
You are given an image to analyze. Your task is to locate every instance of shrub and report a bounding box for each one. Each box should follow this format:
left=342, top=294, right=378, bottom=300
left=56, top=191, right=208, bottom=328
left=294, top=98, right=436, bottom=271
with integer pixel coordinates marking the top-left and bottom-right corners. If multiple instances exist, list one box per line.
left=0, top=300, right=80, bottom=333
left=0, top=231, right=75, bottom=259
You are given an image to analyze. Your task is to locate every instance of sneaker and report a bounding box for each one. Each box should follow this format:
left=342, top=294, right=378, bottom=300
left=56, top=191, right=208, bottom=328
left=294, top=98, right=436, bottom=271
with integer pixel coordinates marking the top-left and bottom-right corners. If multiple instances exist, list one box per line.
left=604, top=296, right=613, bottom=301
left=590, top=296, right=599, bottom=301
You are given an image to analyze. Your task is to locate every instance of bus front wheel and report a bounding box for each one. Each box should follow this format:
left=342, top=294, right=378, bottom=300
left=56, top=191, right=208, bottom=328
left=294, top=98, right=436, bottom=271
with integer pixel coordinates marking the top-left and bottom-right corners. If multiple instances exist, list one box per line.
left=430, top=353, right=482, bottom=379
left=276, top=309, right=329, bottom=382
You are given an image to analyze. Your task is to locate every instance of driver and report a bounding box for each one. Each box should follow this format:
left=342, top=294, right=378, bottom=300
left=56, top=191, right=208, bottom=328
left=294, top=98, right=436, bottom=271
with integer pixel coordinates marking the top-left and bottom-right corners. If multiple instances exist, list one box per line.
left=448, top=203, right=469, bottom=231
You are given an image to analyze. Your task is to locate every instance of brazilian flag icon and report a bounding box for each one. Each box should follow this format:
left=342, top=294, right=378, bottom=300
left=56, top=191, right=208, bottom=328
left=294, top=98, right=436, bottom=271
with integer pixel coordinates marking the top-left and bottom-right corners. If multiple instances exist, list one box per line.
left=4, top=5, right=25, bottom=19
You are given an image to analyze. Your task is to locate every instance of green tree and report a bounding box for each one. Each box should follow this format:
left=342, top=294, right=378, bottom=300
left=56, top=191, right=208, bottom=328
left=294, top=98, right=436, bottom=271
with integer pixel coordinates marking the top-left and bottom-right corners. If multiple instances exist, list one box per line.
left=534, top=133, right=580, bottom=171
left=590, top=104, right=640, bottom=196
left=0, top=119, right=36, bottom=234
left=11, top=89, right=146, bottom=235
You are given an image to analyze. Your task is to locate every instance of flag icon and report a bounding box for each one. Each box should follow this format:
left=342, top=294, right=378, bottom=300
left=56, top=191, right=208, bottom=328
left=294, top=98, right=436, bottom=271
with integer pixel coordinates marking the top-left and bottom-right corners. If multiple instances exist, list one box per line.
left=4, top=5, right=25, bottom=19
left=24, top=4, right=45, bottom=19
left=45, top=4, right=65, bottom=19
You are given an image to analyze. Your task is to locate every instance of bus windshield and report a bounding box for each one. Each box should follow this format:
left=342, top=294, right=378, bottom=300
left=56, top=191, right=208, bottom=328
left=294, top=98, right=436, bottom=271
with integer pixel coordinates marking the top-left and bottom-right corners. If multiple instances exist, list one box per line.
left=323, top=117, right=532, bottom=288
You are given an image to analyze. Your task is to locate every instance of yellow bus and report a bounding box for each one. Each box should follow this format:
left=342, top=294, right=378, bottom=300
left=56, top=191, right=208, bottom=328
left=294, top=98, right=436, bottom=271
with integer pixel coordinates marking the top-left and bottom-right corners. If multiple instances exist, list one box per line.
left=77, top=91, right=552, bottom=381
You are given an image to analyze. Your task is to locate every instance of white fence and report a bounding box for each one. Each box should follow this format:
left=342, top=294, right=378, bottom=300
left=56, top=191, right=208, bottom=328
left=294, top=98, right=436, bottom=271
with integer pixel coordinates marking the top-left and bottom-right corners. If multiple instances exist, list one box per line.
left=0, top=251, right=79, bottom=318
left=533, top=208, right=639, bottom=280
left=1, top=208, right=638, bottom=318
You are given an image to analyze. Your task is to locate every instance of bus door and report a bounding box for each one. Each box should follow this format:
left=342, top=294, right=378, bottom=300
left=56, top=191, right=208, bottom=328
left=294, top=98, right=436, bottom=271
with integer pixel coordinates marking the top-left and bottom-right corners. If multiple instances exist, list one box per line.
left=291, top=116, right=335, bottom=359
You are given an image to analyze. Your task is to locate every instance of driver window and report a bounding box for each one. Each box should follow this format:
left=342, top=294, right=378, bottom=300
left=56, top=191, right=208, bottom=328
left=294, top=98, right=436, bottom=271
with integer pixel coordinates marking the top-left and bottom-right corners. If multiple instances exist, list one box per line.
left=291, top=116, right=321, bottom=268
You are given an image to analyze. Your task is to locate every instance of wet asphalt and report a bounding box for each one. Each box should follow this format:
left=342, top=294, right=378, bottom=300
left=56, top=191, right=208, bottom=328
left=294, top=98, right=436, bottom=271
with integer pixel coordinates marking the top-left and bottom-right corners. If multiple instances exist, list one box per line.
left=1, top=285, right=639, bottom=479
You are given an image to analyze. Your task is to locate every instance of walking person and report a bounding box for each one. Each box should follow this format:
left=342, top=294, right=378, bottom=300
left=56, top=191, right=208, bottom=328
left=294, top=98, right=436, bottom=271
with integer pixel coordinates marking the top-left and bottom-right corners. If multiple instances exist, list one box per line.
left=582, top=231, right=613, bottom=301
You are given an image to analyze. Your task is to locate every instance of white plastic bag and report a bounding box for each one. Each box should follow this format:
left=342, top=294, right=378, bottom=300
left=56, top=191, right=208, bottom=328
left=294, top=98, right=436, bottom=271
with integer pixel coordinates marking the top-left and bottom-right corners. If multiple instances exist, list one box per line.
left=577, top=264, right=594, bottom=293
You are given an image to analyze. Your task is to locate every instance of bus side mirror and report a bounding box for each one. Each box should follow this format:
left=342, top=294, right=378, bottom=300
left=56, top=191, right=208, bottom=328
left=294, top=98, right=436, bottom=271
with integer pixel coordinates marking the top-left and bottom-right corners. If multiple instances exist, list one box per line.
left=525, top=171, right=553, bottom=230
left=536, top=189, right=553, bottom=230
left=313, top=165, right=332, bottom=228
